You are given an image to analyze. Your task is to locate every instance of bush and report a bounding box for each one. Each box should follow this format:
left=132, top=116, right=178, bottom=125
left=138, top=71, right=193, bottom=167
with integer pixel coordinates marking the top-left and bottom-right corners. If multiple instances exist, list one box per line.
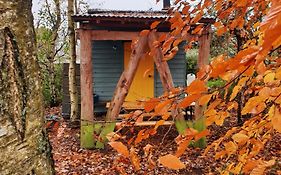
left=42, top=64, right=63, bottom=106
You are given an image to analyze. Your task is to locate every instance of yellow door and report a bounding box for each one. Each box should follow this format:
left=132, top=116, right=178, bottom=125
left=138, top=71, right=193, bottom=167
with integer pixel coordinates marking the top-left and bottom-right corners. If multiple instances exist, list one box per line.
left=124, top=42, right=154, bottom=102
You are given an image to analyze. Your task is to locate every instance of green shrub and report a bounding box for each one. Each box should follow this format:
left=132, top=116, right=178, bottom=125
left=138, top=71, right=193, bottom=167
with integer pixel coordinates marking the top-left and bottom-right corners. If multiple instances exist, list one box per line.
left=42, top=64, right=63, bottom=106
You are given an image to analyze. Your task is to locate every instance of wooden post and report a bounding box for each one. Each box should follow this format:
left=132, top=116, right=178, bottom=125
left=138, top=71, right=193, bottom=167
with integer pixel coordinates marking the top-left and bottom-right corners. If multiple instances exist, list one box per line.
left=106, top=36, right=148, bottom=121
left=148, top=31, right=174, bottom=91
left=79, top=29, right=95, bottom=148
left=195, top=26, right=211, bottom=119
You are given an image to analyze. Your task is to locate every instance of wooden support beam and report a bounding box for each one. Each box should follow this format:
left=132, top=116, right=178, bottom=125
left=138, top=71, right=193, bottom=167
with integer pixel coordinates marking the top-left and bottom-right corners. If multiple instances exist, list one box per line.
left=198, top=27, right=211, bottom=67
left=195, top=26, right=211, bottom=119
left=148, top=31, right=174, bottom=91
left=79, top=29, right=95, bottom=148
left=106, top=36, right=148, bottom=121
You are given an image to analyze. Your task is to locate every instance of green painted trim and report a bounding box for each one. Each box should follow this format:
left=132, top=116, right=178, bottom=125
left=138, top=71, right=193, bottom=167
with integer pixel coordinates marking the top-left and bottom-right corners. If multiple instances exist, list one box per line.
left=95, top=122, right=116, bottom=149
left=80, top=121, right=116, bottom=149
left=188, top=117, right=207, bottom=149
left=175, top=118, right=188, bottom=134
left=80, top=121, right=95, bottom=149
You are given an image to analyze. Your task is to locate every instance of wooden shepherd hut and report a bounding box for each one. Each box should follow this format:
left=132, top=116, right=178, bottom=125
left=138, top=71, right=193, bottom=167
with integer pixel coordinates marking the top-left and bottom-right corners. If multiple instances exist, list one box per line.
left=62, top=0, right=214, bottom=148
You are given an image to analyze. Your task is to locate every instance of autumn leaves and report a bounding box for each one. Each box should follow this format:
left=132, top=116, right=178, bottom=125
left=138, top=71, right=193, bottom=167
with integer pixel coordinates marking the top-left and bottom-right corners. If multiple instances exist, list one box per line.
left=108, top=0, right=281, bottom=173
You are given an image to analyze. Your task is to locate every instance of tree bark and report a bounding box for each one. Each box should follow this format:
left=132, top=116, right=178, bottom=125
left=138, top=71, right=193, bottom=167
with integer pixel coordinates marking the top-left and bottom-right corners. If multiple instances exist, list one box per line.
left=148, top=32, right=174, bottom=91
left=46, top=0, right=61, bottom=107
left=68, top=0, right=79, bottom=122
left=0, top=1, right=54, bottom=174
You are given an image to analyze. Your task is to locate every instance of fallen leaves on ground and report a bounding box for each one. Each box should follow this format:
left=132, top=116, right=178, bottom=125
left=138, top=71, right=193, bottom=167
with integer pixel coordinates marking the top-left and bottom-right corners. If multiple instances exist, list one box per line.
left=47, top=107, right=281, bottom=174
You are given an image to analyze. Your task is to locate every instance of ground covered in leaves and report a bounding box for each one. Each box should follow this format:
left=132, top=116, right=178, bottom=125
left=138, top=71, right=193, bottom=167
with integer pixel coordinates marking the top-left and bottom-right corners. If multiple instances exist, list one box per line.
left=46, top=107, right=281, bottom=174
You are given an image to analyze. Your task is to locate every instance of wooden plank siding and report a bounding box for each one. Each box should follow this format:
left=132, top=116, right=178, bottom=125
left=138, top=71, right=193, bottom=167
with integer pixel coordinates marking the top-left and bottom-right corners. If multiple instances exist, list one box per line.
left=155, top=44, right=186, bottom=97
left=62, top=41, right=187, bottom=117
left=92, top=41, right=124, bottom=102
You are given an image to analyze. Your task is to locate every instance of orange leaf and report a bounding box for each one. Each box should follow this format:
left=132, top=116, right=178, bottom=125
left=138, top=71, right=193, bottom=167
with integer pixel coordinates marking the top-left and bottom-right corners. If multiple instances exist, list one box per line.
left=232, top=133, right=249, bottom=146
left=173, top=38, right=183, bottom=47
left=109, top=141, right=129, bottom=158
left=175, top=139, right=190, bottom=157
left=230, top=76, right=249, bottom=101
left=215, top=111, right=228, bottom=126
left=224, top=141, right=237, bottom=155
left=243, top=159, right=259, bottom=173
left=191, top=11, right=202, bottom=24
left=275, top=67, right=281, bottom=80
left=186, top=79, right=207, bottom=95
left=236, top=0, right=247, bottom=7
left=264, top=72, right=275, bottom=84
left=194, top=129, right=209, bottom=141
left=191, top=24, right=203, bottom=34
left=155, top=99, right=172, bottom=114
left=150, top=21, right=161, bottom=29
left=130, top=147, right=140, bottom=171
left=140, top=30, right=150, bottom=36
left=158, top=154, right=186, bottom=170
left=230, top=85, right=241, bottom=101
left=272, top=108, right=281, bottom=133
left=198, top=94, right=212, bottom=105
left=178, top=94, right=202, bottom=108
left=155, top=120, right=165, bottom=129
left=144, top=98, right=160, bottom=112
left=158, top=33, right=167, bottom=42
left=135, top=129, right=146, bottom=145
left=217, top=26, right=227, bottom=36
left=182, top=5, right=190, bottom=14
left=206, top=115, right=216, bottom=126
left=242, top=96, right=264, bottom=115
left=259, top=87, right=271, bottom=99
left=215, top=150, right=227, bottom=160
left=214, top=21, right=223, bottom=28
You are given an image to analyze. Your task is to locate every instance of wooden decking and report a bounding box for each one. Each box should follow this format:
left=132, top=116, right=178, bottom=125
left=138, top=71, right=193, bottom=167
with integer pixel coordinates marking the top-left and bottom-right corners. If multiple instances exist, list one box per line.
left=106, top=101, right=195, bottom=126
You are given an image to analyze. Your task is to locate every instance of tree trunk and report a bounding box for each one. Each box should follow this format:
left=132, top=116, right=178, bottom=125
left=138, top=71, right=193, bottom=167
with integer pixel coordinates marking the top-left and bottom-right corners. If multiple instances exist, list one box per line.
left=0, top=1, right=54, bottom=174
left=46, top=0, right=61, bottom=107
left=68, top=0, right=79, bottom=122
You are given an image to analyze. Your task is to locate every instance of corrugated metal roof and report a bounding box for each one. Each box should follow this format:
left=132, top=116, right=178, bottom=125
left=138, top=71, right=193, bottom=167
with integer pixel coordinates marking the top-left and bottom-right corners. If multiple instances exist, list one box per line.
left=73, top=9, right=215, bottom=24
left=73, top=9, right=169, bottom=20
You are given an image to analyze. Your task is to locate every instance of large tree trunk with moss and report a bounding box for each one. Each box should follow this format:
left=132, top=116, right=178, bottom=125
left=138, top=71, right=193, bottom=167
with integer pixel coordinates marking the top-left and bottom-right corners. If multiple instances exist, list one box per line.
left=68, top=0, right=79, bottom=122
left=0, top=1, right=54, bottom=174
